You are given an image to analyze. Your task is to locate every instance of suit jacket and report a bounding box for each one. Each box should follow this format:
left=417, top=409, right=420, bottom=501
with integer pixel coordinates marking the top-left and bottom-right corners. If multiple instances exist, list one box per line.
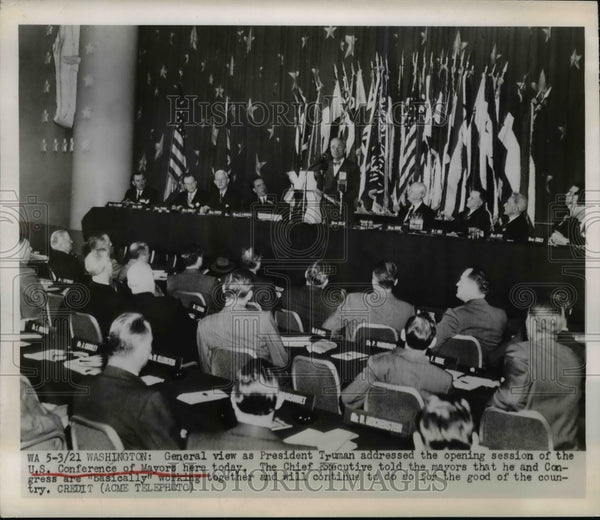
left=284, top=285, right=341, bottom=333
left=122, top=186, right=158, bottom=205
left=342, top=348, right=453, bottom=409
left=197, top=307, right=289, bottom=374
left=489, top=340, right=584, bottom=450
left=205, top=186, right=239, bottom=212
left=171, top=189, right=206, bottom=209
left=73, top=366, right=181, bottom=450
left=433, top=298, right=507, bottom=367
left=246, top=193, right=276, bottom=211
left=323, top=290, right=415, bottom=341
left=125, top=292, right=197, bottom=362
left=455, top=205, right=493, bottom=235
left=78, top=281, right=125, bottom=337
left=500, top=213, right=531, bottom=242
left=397, top=202, right=436, bottom=231
left=553, top=215, right=585, bottom=245
left=167, top=269, right=219, bottom=312
left=317, top=157, right=360, bottom=206
left=49, top=249, right=86, bottom=284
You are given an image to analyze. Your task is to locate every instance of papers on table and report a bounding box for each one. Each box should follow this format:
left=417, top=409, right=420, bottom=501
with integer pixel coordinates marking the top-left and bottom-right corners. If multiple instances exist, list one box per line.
left=305, top=340, right=337, bottom=354
left=177, top=389, right=228, bottom=405
left=331, top=351, right=368, bottom=361
left=284, top=427, right=358, bottom=451
left=63, top=358, right=102, bottom=376
left=140, top=375, right=165, bottom=386
left=446, top=370, right=500, bottom=390
left=19, top=333, right=42, bottom=340
left=23, top=349, right=68, bottom=362
left=281, top=335, right=312, bottom=348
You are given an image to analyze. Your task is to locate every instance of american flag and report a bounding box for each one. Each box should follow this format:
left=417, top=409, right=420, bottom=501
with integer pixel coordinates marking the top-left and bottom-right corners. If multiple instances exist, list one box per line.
left=163, top=110, right=187, bottom=201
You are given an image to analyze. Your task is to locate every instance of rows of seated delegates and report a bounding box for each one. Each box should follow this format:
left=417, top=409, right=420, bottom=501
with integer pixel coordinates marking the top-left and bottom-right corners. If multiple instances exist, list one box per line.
left=19, top=216, right=585, bottom=453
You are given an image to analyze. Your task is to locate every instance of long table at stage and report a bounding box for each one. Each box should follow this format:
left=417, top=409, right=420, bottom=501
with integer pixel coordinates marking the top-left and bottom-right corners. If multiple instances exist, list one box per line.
left=82, top=206, right=585, bottom=324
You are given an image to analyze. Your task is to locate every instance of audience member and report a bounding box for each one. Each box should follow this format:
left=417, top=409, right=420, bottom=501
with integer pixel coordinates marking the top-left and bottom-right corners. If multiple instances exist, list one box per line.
left=323, top=261, right=414, bottom=340
left=122, top=172, right=158, bottom=205
left=498, top=193, right=531, bottom=242
left=73, top=313, right=182, bottom=449
left=549, top=183, right=586, bottom=246
left=48, top=229, right=86, bottom=283
left=488, top=301, right=584, bottom=450
left=341, top=313, right=452, bottom=409
left=197, top=270, right=288, bottom=375
left=87, top=233, right=122, bottom=279
left=396, top=182, right=435, bottom=231
left=240, top=247, right=279, bottom=311
left=453, top=190, right=493, bottom=236
left=412, top=396, right=479, bottom=450
left=430, top=267, right=506, bottom=368
left=117, top=241, right=150, bottom=285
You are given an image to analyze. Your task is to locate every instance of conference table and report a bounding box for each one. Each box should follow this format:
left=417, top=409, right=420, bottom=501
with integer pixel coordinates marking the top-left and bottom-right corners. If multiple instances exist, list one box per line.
left=81, top=206, right=585, bottom=327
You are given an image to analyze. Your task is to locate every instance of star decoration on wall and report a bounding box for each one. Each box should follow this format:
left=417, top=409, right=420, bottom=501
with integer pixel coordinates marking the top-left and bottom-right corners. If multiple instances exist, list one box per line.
left=137, top=108, right=143, bottom=120
left=53, top=138, right=59, bottom=152
left=190, top=27, right=197, bottom=50
left=244, top=28, right=255, bottom=53
left=184, top=53, right=189, bottom=64
left=69, top=138, right=74, bottom=152
left=138, top=153, right=147, bottom=171
left=154, top=87, right=159, bottom=96
left=344, top=35, right=357, bottom=58
left=84, top=43, right=96, bottom=55
left=43, top=79, right=50, bottom=93
left=41, top=109, right=49, bottom=123
left=255, top=154, right=267, bottom=175
left=81, top=106, right=93, bottom=119
left=237, top=143, right=244, bottom=155
left=226, top=56, right=235, bottom=76
left=41, top=138, right=47, bottom=152
left=267, top=125, right=275, bottom=140
left=83, top=74, right=94, bottom=87
left=154, top=133, right=164, bottom=159
left=288, top=71, right=300, bottom=89
left=301, top=35, right=309, bottom=48
left=277, top=53, right=284, bottom=66
left=215, top=85, right=224, bottom=98
left=169, top=32, right=175, bottom=46
left=44, top=52, right=52, bottom=65
left=160, top=65, right=167, bottom=78
left=200, top=60, right=206, bottom=72
left=208, top=74, right=214, bottom=85
left=178, top=68, right=184, bottom=78
left=542, top=27, right=551, bottom=43
left=557, top=125, right=566, bottom=140
left=570, top=49, right=582, bottom=69
left=324, top=26, right=337, bottom=39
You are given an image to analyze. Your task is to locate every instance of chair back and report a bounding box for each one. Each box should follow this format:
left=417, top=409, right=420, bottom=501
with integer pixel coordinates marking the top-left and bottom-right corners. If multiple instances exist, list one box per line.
left=352, top=323, right=399, bottom=349
left=210, top=347, right=257, bottom=381
left=21, top=430, right=66, bottom=450
left=70, top=415, right=124, bottom=450
left=291, top=356, right=341, bottom=414
left=365, top=382, right=425, bottom=436
left=69, top=312, right=103, bottom=354
left=275, top=309, right=304, bottom=333
left=436, top=334, right=482, bottom=370
left=172, top=290, right=208, bottom=319
left=479, top=407, right=554, bottom=450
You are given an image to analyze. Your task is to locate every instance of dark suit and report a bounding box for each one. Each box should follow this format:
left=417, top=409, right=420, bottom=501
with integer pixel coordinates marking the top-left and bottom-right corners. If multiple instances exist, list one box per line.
left=489, top=339, right=584, bottom=450
left=171, top=189, right=206, bottom=209
left=48, top=249, right=86, bottom=284
left=455, top=205, right=493, bottom=235
left=316, top=158, right=360, bottom=220
left=125, top=292, right=197, bottom=362
left=500, top=213, right=531, bottom=242
left=432, top=298, right=507, bottom=368
left=77, top=281, right=125, bottom=337
left=246, top=194, right=276, bottom=212
left=73, top=366, right=181, bottom=450
left=342, top=348, right=453, bottom=409
left=397, top=202, right=436, bottom=231
left=205, top=186, right=239, bottom=212
left=167, top=269, right=219, bottom=312
left=122, top=187, right=158, bottom=205
left=553, top=215, right=584, bottom=245
left=283, top=285, right=339, bottom=333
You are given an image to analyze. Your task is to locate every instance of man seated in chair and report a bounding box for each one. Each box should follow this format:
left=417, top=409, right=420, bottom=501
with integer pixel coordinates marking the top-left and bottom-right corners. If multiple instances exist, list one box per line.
left=73, top=313, right=183, bottom=449
left=430, top=267, right=507, bottom=368
left=48, top=229, right=86, bottom=284
left=488, top=301, right=584, bottom=450
left=323, top=261, right=414, bottom=340
left=341, top=313, right=452, bottom=410
left=196, top=270, right=288, bottom=375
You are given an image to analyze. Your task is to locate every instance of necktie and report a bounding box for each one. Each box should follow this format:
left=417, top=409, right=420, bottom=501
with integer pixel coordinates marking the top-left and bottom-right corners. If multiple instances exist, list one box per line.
left=137, top=190, right=142, bottom=201
left=404, top=206, right=414, bottom=223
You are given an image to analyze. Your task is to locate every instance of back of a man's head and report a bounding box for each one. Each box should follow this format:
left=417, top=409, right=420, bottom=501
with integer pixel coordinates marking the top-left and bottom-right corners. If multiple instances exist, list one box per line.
left=128, top=242, right=150, bottom=261
left=231, top=359, right=279, bottom=420
left=418, top=396, right=474, bottom=450
left=372, top=261, right=398, bottom=290
left=404, top=312, right=436, bottom=350
left=526, top=300, right=566, bottom=340
left=305, top=261, right=330, bottom=287
left=106, top=312, right=152, bottom=358
left=180, top=247, right=202, bottom=268
left=222, top=270, right=253, bottom=301
left=85, top=249, right=112, bottom=280
left=50, top=230, right=69, bottom=251
left=240, top=247, right=262, bottom=272
left=127, top=262, right=155, bottom=294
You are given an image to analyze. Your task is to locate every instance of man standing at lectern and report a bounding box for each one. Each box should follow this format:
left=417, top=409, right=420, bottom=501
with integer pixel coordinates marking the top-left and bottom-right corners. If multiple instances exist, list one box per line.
left=316, top=138, right=360, bottom=221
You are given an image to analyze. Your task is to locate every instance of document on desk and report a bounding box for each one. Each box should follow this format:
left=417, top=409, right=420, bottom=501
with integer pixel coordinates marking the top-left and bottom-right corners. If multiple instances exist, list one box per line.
left=140, top=375, right=165, bottom=386
left=331, top=351, right=368, bottom=361
left=177, top=389, right=228, bottom=404
left=280, top=335, right=312, bottom=347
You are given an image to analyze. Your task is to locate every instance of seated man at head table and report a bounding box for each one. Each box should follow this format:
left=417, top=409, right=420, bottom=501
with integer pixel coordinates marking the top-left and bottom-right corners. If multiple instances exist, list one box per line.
left=48, top=229, right=86, bottom=284
left=122, top=171, right=158, bottom=206
left=496, top=192, right=532, bottom=243
left=341, top=313, right=452, bottom=410
left=240, top=247, right=279, bottom=311
left=488, top=301, right=584, bottom=450
left=549, top=183, right=586, bottom=246
left=452, top=190, right=493, bottom=237
left=283, top=260, right=341, bottom=334
left=188, top=359, right=309, bottom=450
left=196, top=270, right=289, bottom=375
left=412, top=396, right=480, bottom=451
left=395, top=182, right=436, bottom=231
left=169, top=172, right=207, bottom=209
left=73, top=313, right=183, bottom=449
left=247, top=176, right=276, bottom=208
left=429, top=267, right=507, bottom=369
left=323, top=261, right=415, bottom=341
left=201, top=169, right=240, bottom=213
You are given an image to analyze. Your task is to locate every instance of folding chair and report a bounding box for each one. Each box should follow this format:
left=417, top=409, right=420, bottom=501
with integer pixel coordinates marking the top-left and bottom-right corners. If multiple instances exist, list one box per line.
left=172, top=290, right=208, bottom=320
left=69, top=312, right=103, bottom=354
left=479, top=407, right=554, bottom=450
left=352, top=323, right=399, bottom=349
left=436, top=334, right=483, bottom=370
left=291, top=356, right=341, bottom=414
left=70, top=415, right=124, bottom=450
left=275, top=309, right=304, bottom=333
left=365, top=382, right=425, bottom=436
left=21, top=430, right=67, bottom=451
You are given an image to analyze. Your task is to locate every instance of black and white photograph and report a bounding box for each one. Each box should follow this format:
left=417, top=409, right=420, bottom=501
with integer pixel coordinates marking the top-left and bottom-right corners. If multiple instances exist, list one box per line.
left=1, top=0, right=599, bottom=516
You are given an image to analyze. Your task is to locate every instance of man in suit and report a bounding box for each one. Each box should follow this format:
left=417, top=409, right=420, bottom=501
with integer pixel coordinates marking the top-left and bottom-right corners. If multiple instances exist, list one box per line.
left=122, top=172, right=158, bottom=205
left=78, top=249, right=125, bottom=337
left=431, top=267, right=507, bottom=368
left=247, top=176, right=275, bottom=208
left=73, top=312, right=182, bottom=449
left=202, top=170, right=239, bottom=213
left=342, top=313, right=453, bottom=409
left=197, top=270, right=288, bottom=375
left=170, top=172, right=206, bottom=209
left=323, top=261, right=415, bottom=341
left=48, top=229, right=86, bottom=284
left=498, top=192, right=531, bottom=242
left=454, top=190, right=493, bottom=236
left=166, top=247, right=219, bottom=313
left=396, top=182, right=436, bottom=231
left=488, top=301, right=584, bottom=450
left=126, top=262, right=197, bottom=363
left=283, top=260, right=339, bottom=333
left=240, top=247, right=279, bottom=311
left=188, top=359, right=307, bottom=450
left=316, top=138, right=360, bottom=221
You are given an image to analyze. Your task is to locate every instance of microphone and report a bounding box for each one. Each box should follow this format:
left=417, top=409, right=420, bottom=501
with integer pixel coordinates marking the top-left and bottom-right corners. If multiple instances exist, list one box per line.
left=337, top=171, right=347, bottom=194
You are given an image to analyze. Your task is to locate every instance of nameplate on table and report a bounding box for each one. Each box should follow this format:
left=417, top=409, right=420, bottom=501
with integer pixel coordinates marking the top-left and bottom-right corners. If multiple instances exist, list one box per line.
left=366, top=339, right=396, bottom=350
left=75, top=340, right=99, bottom=353
left=344, top=409, right=404, bottom=434
left=281, top=335, right=312, bottom=348
left=30, top=323, right=49, bottom=335
left=57, top=277, right=74, bottom=284
left=191, top=303, right=206, bottom=313
left=386, top=225, right=403, bottom=232
left=106, top=202, right=124, bottom=208
left=311, top=327, right=328, bottom=337
left=233, top=211, right=252, bottom=218
left=150, top=353, right=177, bottom=367
left=279, top=391, right=313, bottom=407
left=257, top=212, right=282, bottom=222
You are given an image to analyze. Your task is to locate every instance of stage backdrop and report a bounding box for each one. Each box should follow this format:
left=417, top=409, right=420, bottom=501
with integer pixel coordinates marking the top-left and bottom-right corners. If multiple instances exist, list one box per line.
left=132, top=25, right=584, bottom=224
